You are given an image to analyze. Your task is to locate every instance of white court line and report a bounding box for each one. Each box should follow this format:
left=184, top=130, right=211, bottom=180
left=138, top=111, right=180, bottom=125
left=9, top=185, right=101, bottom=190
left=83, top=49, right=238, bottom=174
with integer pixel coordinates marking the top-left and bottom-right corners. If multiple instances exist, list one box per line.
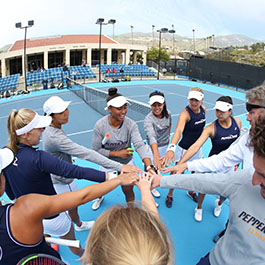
left=0, top=101, right=84, bottom=120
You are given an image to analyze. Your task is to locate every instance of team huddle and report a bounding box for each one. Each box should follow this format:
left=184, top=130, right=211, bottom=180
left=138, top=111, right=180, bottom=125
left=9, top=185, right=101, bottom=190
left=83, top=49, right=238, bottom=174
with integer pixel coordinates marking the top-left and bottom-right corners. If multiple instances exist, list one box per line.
left=0, top=84, right=265, bottom=265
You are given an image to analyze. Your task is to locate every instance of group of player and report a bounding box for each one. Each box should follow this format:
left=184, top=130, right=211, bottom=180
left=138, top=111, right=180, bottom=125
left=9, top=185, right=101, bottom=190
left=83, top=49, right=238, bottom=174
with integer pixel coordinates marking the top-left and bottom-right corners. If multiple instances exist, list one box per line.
left=1, top=83, right=265, bottom=265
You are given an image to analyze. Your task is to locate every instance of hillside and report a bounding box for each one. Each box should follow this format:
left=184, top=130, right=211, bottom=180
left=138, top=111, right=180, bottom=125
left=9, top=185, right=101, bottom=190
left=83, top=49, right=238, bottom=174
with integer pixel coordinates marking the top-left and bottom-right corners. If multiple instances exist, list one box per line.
left=114, top=32, right=261, bottom=51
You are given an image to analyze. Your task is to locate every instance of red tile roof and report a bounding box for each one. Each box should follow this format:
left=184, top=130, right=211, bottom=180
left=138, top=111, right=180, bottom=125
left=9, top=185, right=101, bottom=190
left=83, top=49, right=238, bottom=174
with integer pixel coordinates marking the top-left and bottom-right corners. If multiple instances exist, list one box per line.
left=10, top=35, right=116, bottom=51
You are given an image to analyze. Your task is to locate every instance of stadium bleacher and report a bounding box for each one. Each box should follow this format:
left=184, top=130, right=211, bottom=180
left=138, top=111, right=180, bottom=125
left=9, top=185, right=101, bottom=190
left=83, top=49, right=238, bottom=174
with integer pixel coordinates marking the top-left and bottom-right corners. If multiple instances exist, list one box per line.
left=0, top=74, right=20, bottom=92
left=26, top=65, right=96, bottom=86
left=99, top=64, right=156, bottom=77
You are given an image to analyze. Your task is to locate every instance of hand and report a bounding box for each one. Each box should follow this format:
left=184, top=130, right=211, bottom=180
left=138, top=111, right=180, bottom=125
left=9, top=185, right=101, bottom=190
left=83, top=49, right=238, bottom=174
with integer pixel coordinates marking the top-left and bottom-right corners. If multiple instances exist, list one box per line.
left=136, top=172, right=153, bottom=191
left=153, top=154, right=162, bottom=171
left=161, top=162, right=187, bottom=174
left=121, top=164, right=142, bottom=173
left=119, top=149, right=134, bottom=159
left=151, top=173, right=163, bottom=189
left=160, top=150, right=175, bottom=167
left=118, top=172, right=139, bottom=186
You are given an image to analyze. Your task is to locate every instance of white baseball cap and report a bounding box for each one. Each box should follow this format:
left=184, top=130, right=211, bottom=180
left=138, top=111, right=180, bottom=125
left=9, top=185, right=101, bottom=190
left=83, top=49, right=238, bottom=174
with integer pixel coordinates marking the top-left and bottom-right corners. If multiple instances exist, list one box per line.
left=187, top=91, right=204, bottom=101
left=214, top=101, right=233, bottom=112
left=0, top=148, right=14, bottom=172
left=149, top=95, right=165, bottom=106
left=43, top=96, right=71, bottom=116
left=105, top=95, right=128, bottom=110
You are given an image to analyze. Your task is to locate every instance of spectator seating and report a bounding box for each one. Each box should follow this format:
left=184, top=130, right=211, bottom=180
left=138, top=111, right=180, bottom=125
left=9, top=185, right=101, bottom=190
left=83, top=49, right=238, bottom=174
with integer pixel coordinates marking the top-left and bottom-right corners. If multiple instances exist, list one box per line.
left=0, top=74, right=20, bottom=91
left=26, top=65, right=96, bottom=86
left=99, top=64, right=156, bottom=77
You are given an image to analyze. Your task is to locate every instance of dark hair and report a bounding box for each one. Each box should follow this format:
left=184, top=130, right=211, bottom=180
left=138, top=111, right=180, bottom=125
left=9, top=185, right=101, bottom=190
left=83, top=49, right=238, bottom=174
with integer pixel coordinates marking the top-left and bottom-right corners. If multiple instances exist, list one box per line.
left=217, top=96, right=233, bottom=105
left=106, top=87, right=122, bottom=102
left=149, top=91, right=169, bottom=118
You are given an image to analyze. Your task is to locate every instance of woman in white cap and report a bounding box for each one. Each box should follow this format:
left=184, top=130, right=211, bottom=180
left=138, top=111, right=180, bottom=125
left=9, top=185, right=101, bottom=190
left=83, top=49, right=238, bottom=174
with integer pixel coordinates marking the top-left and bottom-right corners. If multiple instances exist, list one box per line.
left=42, top=96, right=141, bottom=230
left=4, top=108, right=117, bottom=257
left=0, top=147, right=137, bottom=265
left=161, top=87, right=206, bottom=208
left=144, top=91, right=172, bottom=198
left=163, top=96, right=241, bottom=221
left=92, top=87, right=155, bottom=209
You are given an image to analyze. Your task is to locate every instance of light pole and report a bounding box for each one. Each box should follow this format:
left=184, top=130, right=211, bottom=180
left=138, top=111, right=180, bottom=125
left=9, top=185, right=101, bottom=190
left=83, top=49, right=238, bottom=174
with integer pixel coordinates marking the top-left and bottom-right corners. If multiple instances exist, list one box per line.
left=192, top=29, right=195, bottom=54
left=171, top=24, right=175, bottom=53
left=157, top=28, right=171, bottom=80
left=130, top=25, right=134, bottom=45
left=96, top=18, right=116, bottom=82
left=152, top=25, right=155, bottom=47
left=108, top=19, right=116, bottom=39
left=15, top=20, right=34, bottom=92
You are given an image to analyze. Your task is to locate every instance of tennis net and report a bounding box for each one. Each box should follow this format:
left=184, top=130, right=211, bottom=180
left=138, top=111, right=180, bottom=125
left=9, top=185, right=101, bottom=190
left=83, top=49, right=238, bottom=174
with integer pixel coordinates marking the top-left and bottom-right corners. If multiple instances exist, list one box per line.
left=67, top=78, right=151, bottom=137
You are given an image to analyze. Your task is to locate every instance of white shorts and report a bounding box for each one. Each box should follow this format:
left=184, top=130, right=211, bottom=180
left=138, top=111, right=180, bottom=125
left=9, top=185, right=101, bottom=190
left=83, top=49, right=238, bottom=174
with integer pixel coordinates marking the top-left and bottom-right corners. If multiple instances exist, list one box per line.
left=43, top=211, right=72, bottom=237
left=53, top=180, right=78, bottom=194
left=175, top=145, right=203, bottom=163
left=42, top=181, right=78, bottom=237
left=147, top=145, right=168, bottom=163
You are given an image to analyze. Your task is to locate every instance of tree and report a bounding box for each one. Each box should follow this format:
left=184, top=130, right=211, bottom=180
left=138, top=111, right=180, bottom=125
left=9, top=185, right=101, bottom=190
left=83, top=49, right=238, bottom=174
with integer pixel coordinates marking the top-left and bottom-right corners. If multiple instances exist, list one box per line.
left=147, top=47, right=169, bottom=63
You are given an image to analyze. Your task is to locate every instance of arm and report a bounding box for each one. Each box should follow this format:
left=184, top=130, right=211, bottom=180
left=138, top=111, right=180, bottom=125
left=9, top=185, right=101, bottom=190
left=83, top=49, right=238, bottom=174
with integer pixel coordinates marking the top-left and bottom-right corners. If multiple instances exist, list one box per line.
left=136, top=172, right=158, bottom=218
left=187, top=132, right=250, bottom=173
left=53, top=132, right=124, bottom=171
left=162, top=124, right=213, bottom=174
left=10, top=172, right=138, bottom=244
left=144, top=115, right=162, bottom=170
left=160, top=109, right=189, bottom=166
left=130, top=122, right=153, bottom=170
left=153, top=168, right=253, bottom=197
left=39, top=150, right=106, bottom=183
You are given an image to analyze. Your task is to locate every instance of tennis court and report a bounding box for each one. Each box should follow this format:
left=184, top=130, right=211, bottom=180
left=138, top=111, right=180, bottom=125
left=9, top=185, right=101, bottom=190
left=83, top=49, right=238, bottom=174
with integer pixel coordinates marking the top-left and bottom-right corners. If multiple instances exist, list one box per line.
left=0, top=80, right=249, bottom=265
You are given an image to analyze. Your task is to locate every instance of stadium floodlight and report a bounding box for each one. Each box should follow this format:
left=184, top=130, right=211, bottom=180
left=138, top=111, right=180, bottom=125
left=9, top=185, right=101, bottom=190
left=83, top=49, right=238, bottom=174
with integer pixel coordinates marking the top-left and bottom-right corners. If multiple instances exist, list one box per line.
left=96, top=18, right=117, bottom=82
left=96, top=18, right=105, bottom=24
left=156, top=27, right=174, bottom=80
left=108, top=19, right=116, bottom=24
left=15, top=20, right=34, bottom=92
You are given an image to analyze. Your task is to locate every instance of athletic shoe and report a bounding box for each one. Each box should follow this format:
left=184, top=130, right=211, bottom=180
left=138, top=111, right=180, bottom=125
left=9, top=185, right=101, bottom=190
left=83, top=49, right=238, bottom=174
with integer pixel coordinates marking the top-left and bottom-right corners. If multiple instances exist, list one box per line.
left=92, top=196, right=104, bottom=210
left=75, top=221, right=95, bottom=232
left=165, top=195, right=173, bottom=208
left=194, top=207, right=202, bottom=222
left=156, top=202, right=159, bottom=208
left=187, top=191, right=198, bottom=203
left=214, top=199, right=222, bottom=217
left=151, top=189, right=161, bottom=198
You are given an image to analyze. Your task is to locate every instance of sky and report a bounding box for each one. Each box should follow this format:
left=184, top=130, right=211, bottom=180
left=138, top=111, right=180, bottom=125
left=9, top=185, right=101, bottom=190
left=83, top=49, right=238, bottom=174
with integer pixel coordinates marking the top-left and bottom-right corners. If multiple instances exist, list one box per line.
left=1, top=0, right=265, bottom=48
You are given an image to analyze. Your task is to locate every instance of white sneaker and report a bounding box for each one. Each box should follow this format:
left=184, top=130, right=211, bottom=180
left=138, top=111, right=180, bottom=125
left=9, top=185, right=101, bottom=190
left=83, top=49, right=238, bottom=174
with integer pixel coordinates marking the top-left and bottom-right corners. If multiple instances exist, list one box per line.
left=151, top=189, right=161, bottom=198
left=194, top=207, right=202, bottom=222
left=214, top=199, right=222, bottom=217
left=92, top=196, right=104, bottom=210
left=156, top=202, right=159, bottom=208
left=75, top=221, right=95, bottom=232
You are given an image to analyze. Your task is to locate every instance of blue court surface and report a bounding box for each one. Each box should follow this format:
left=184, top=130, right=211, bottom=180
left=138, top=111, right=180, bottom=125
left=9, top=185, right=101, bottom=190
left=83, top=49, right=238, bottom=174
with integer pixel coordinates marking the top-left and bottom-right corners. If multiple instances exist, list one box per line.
left=0, top=80, right=249, bottom=265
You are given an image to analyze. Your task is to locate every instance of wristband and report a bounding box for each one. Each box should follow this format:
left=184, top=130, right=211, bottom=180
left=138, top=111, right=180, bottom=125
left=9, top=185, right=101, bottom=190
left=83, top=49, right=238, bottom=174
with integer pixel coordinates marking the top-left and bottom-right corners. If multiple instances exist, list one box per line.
left=108, top=172, right=118, bottom=180
left=167, top=144, right=176, bottom=153
left=146, top=165, right=155, bottom=171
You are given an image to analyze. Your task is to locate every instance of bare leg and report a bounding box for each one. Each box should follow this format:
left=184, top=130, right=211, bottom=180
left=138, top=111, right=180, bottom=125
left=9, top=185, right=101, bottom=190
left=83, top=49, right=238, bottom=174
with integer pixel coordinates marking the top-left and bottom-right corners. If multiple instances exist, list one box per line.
left=60, top=224, right=83, bottom=257
left=167, top=188, right=174, bottom=197
left=68, top=207, right=82, bottom=227
left=197, top=193, right=206, bottom=209
left=121, top=185, right=135, bottom=204
left=218, top=196, right=226, bottom=205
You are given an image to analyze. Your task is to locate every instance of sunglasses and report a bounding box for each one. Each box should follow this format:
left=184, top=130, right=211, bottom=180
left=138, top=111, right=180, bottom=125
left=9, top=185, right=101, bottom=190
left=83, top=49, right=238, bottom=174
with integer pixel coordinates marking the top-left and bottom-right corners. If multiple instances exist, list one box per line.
left=246, top=102, right=265, bottom=112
